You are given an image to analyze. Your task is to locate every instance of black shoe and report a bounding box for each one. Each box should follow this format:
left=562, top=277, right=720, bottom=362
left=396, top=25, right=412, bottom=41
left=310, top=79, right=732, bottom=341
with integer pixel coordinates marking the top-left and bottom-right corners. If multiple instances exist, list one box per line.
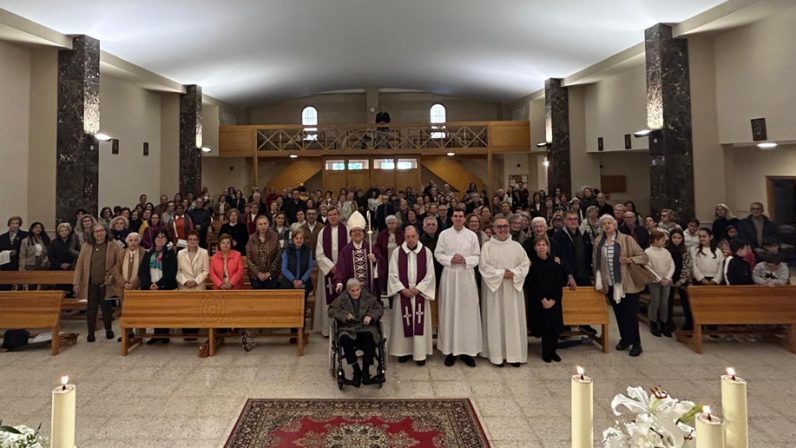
left=87, top=334, right=96, bottom=343
left=352, top=369, right=362, bottom=388
left=615, top=341, right=628, bottom=351
left=650, top=321, right=662, bottom=337
left=579, top=325, right=598, bottom=336
left=362, top=372, right=376, bottom=385
left=662, top=327, right=673, bottom=338
left=510, top=362, right=521, bottom=368
left=493, top=362, right=505, bottom=368
left=398, top=355, right=411, bottom=363
left=106, top=330, right=114, bottom=340
left=444, top=354, right=456, bottom=366
left=551, top=354, right=562, bottom=362
left=629, top=345, right=643, bottom=357
left=682, top=323, right=693, bottom=332
left=415, top=360, right=426, bottom=366
left=460, top=355, right=476, bottom=368
left=542, top=356, right=552, bottom=363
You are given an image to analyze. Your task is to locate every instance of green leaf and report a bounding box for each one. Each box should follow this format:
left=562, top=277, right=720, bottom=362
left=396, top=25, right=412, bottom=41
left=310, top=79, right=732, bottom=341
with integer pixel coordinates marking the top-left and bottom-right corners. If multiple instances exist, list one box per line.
left=676, top=404, right=702, bottom=425
left=0, top=425, right=23, bottom=434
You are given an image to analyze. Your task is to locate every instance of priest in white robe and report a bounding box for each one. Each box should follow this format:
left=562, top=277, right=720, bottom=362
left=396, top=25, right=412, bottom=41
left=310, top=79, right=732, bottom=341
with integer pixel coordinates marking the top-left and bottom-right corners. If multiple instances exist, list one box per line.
left=313, top=207, right=348, bottom=337
left=434, top=207, right=482, bottom=367
left=479, top=217, right=531, bottom=367
left=387, top=225, right=436, bottom=365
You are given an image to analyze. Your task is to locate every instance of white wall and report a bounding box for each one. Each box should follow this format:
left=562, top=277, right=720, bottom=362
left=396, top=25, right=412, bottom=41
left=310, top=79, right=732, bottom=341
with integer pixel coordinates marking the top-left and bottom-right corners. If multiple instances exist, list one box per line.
left=714, top=5, right=796, bottom=144
left=202, top=157, right=251, bottom=198
left=598, top=151, right=650, bottom=216
left=160, top=93, right=180, bottom=197
left=27, top=47, right=57, bottom=228
left=726, top=145, right=796, bottom=217
left=0, top=40, right=32, bottom=224
left=98, top=75, right=163, bottom=208
left=568, top=85, right=602, bottom=193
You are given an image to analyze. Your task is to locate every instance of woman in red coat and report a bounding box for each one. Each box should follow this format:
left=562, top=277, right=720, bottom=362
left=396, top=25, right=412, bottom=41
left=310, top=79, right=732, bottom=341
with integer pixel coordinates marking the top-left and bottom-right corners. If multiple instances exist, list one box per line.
left=210, top=234, right=245, bottom=289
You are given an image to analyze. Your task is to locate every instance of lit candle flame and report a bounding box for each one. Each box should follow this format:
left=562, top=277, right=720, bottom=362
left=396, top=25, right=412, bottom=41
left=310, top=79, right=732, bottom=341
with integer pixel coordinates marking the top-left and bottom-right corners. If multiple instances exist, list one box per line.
left=576, top=366, right=585, bottom=376
left=61, top=376, right=69, bottom=386
left=703, top=405, right=712, bottom=416
left=726, top=367, right=736, bottom=378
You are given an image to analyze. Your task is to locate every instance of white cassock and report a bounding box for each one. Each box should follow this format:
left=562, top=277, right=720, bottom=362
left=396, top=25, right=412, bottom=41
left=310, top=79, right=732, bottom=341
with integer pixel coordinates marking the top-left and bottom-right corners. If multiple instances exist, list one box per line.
left=434, top=226, right=482, bottom=356
left=313, top=224, right=345, bottom=337
left=478, top=236, right=531, bottom=364
left=388, top=242, right=436, bottom=361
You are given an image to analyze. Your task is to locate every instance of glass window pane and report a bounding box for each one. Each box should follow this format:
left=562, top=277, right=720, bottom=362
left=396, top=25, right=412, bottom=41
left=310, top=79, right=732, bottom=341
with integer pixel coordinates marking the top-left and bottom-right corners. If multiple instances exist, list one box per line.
left=347, top=159, right=369, bottom=170
left=325, top=159, right=345, bottom=171
left=430, top=104, right=446, bottom=124
left=373, top=158, right=395, bottom=170
left=396, top=158, right=417, bottom=170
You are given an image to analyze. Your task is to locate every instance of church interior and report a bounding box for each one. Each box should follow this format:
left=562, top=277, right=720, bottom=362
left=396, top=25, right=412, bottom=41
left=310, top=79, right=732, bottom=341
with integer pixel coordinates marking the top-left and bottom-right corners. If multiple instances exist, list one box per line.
left=1, top=1, right=796, bottom=447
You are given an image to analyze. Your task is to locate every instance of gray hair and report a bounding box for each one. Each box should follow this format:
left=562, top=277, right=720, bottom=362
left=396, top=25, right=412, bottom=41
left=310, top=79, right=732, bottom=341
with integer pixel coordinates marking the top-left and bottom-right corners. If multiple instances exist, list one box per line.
left=56, top=222, right=72, bottom=233
left=423, top=216, right=438, bottom=225
left=598, top=214, right=617, bottom=227
left=507, top=214, right=521, bottom=223
left=346, top=278, right=362, bottom=291
left=126, top=232, right=141, bottom=244
left=385, top=215, right=397, bottom=224
left=531, top=217, right=547, bottom=227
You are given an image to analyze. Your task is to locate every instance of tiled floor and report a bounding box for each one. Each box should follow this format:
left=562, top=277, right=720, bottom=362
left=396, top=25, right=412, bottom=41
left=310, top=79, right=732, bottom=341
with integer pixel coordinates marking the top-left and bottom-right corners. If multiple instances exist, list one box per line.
left=2, top=309, right=796, bottom=447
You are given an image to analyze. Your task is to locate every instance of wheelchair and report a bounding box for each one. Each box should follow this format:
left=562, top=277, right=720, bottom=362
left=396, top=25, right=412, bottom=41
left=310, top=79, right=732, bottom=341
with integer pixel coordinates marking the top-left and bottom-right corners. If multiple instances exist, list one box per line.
left=328, top=319, right=387, bottom=390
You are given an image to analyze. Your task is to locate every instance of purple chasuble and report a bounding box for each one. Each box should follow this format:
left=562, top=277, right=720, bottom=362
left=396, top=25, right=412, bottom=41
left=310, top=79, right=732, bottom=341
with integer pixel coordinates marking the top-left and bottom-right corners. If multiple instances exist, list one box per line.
left=398, top=247, right=427, bottom=337
left=322, top=224, right=348, bottom=304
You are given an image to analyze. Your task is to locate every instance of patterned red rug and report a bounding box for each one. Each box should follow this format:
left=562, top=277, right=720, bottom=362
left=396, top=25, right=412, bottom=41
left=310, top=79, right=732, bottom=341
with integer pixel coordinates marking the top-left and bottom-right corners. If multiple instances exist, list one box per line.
left=224, top=398, right=490, bottom=447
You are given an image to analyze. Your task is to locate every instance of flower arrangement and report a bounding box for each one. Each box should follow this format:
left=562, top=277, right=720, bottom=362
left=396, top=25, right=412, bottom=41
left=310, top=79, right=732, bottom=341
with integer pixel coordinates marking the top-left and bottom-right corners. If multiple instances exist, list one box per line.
left=0, top=422, right=47, bottom=448
left=602, top=386, right=702, bottom=448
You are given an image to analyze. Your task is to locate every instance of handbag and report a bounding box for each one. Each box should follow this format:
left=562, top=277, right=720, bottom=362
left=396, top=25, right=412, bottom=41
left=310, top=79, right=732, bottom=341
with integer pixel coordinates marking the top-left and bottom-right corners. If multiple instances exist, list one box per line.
left=627, top=261, right=656, bottom=286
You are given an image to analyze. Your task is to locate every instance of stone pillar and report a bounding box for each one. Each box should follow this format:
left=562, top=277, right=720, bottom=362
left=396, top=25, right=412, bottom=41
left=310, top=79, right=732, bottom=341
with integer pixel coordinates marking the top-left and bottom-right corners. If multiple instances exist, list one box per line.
left=645, top=24, right=695, bottom=220
left=56, top=35, right=100, bottom=224
left=179, top=85, right=203, bottom=196
left=544, top=78, right=571, bottom=195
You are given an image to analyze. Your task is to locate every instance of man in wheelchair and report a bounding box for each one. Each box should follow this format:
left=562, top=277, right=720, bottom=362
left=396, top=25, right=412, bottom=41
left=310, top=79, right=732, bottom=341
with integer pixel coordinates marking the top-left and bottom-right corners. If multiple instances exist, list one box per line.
left=328, top=278, right=384, bottom=387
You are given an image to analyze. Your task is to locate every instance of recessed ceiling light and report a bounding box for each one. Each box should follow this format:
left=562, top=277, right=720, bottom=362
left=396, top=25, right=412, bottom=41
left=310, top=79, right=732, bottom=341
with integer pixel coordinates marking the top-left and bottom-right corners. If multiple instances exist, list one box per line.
left=200, top=146, right=212, bottom=153
left=536, top=141, right=549, bottom=148
left=289, top=154, right=298, bottom=158
left=633, top=129, right=652, bottom=138
left=757, top=142, right=778, bottom=150
left=94, top=132, right=113, bottom=142
left=446, top=152, right=454, bottom=157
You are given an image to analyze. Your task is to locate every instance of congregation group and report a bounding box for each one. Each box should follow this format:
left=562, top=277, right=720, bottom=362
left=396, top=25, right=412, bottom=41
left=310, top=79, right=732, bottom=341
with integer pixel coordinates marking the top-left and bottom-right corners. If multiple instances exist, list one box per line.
left=0, top=180, right=790, bottom=386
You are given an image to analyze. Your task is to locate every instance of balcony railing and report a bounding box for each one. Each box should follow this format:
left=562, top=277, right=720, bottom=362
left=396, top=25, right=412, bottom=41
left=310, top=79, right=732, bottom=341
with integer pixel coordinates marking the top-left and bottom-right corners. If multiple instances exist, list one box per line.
left=218, top=120, right=530, bottom=157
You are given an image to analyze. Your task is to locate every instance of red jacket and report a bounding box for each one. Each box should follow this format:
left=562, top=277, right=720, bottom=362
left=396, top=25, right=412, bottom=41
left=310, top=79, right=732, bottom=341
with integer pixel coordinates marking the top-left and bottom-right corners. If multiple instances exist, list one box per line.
left=209, top=250, right=245, bottom=289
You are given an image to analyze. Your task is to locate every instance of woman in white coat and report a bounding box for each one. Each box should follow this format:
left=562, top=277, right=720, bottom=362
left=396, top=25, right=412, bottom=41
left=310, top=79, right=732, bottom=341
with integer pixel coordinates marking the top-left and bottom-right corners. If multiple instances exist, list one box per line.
left=176, top=230, right=209, bottom=340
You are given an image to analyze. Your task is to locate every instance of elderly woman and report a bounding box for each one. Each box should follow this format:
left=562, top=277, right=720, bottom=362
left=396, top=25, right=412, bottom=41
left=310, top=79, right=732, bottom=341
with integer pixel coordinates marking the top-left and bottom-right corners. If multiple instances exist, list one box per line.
left=593, top=214, right=649, bottom=357
left=73, top=223, right=118, bottom=342
left=139, top=229, right=178, bottom=345
left=176, top=230, right=209, bottom=340
left=112, top=232, right=146, bottom=299
left=110, top=216, right=131, bottom=248
left=219, top=209, right=249, bottom=255
left=75, top=214, right=97, bottom=246
left=210, top=234, right=245, bottom=290
left=246, top=215, right=281, bottom=289
left=328, top=278, right=384, bottom=387
left=580, top=205, right=601, bottom=242
left=18, top=222, right=51, bottom=271
left=48, top=222, right=80, bottom=271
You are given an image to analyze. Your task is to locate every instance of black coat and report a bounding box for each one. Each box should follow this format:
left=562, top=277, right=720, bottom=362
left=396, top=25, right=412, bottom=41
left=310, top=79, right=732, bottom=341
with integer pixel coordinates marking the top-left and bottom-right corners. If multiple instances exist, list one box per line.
left=725, top=256, right=753, bottom=285
left=552, top=227, right=593, bottom=285
left=138, top=248, right=178, bottom=290
left=47, top=235, right=80, bottom=269
left=737, top=215, right=778, bottom=248
left=219, top=222, right=250, bottom=256
left=618, top=223, right=650, bottom=249
left=0, top=230, right=28, bottom=271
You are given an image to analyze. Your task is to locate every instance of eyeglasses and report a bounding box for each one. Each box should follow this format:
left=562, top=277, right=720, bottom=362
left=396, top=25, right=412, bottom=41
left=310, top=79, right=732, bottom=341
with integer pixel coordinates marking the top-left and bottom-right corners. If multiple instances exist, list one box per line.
left=494, top=225, right=509, bottom=229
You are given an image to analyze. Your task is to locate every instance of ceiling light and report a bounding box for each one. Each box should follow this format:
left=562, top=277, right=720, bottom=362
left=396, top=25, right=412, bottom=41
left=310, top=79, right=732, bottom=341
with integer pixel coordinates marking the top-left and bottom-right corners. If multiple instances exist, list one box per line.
left=633, top=129, right=653, bottom=138
left=536, top=141, right=549, bottom=148
left=446, top=152, right=454, bottom=157
left=543, top=158, right=550, bottom=168
left=200, top=146, right=212, bottom=153
left=94, top=132, right=113, bottom=142
left=289, top=154, right=298, bottom=158
left=757, top=142, right=778, bottom=150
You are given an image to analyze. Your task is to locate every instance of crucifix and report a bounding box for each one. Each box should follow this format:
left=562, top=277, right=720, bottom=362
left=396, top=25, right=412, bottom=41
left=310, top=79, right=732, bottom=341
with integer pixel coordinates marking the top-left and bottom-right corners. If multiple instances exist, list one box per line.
left=325, top=276, right=335, bottom=296
left=403, top=310, right=412, bottom=327
left=415, top=307, right=424, bottom=322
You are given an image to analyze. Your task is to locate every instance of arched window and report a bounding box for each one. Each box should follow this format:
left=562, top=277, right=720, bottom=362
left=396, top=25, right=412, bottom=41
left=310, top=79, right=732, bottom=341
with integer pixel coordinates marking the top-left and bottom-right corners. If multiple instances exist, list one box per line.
left=430, top=103, right=446, bottom=139
left=302, top=106, right=318, bottom=141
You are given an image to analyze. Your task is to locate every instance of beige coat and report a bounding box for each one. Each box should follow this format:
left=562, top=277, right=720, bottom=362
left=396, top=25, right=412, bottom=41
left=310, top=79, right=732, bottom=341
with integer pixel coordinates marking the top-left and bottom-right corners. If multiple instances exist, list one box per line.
left=111, top=247, right=146, bottom=299
left=73, top=241, right=119, bottom=300
left=17, top=237, right=49, bottom=270
left=592, top=231, right=649, bottom=295
left=176, top=247, right=209, bottom=290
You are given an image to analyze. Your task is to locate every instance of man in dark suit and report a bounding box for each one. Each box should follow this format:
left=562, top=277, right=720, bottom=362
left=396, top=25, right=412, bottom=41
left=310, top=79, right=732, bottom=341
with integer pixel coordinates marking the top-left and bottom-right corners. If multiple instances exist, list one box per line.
left=553, top=211, right=593, bottom=288
left=619, top=211, right=650, bottom=249
left=0, top=216, right=28, bottom=290
left=737, top=202, right=778, bottom=258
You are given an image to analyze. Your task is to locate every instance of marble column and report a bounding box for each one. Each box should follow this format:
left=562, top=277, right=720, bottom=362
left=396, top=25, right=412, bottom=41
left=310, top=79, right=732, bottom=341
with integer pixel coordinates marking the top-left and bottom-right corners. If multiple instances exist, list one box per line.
left=545, top=78, right=571, bottom=195
left=179, top=85, right=203, bottom=196
left=645, top=24, right=695, bottom=220
left=56, top=35, right=100, bottom=224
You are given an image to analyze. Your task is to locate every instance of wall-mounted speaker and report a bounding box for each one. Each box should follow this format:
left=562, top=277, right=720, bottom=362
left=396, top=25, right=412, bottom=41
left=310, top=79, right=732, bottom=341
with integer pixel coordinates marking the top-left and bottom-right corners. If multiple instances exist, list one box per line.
left=111, top=139, right=119, bottom=155
left=597, top=137, right=604, bottom=152
left=624, top=134, right=632, bottom=149
left=751, top=118, right=767, bottom=141
left=143, top=142, right=149, bottom=156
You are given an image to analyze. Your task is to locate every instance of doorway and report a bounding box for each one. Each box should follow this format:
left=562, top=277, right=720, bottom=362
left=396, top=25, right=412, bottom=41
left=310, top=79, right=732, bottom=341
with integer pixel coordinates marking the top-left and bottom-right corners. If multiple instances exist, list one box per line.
left=766, top=176, right=796, bottom=265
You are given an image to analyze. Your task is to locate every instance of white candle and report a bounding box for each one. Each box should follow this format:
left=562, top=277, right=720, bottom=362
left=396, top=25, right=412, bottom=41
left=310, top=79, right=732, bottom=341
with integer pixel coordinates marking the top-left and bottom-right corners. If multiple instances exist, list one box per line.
left=721, top=368, right=748, bottom=448
left=51, top=376, right=76, bottom=448
left=696, top=406, right=725, bottom=448
left=571, top=366, right=593, bottom=448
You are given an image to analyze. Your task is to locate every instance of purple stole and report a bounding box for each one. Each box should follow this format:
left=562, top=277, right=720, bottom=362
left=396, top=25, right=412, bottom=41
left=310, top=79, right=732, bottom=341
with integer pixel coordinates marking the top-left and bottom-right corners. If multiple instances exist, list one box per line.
left=322, top=224, right=348, bottom=304
left=398, top=247, right=428, bottom=337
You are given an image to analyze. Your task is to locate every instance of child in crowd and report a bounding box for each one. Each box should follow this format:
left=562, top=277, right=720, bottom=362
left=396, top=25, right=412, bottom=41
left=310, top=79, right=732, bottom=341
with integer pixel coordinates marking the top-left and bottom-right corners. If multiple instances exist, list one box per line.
left=645, top=231, right=675, bottom=337
left=692, top=228, right=724, bottom=286
left=683, top=219, right=700, bottom=251
left=753, top=252, right=790, bottom=286
left=724, top=239, right=754, bottom=285
left=666, top=229, right=693, bottom=332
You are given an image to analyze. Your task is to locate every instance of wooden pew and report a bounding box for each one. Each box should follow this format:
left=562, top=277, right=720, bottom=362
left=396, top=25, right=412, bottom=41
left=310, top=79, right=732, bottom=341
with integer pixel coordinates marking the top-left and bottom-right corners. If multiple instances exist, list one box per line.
left=0, top=271, right=84, bottom=311
left=0, top=291, right=64, bottom=355
left=676, top=285, right=796, bottom=354
left=120, top=289, right=306, bottom=356
left=562, top=287, right=610, bottom=353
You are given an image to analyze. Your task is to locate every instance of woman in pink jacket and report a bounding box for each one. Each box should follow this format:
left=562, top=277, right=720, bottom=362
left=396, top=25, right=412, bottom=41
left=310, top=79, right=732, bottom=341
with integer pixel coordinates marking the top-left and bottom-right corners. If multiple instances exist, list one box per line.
left=209, top=234, right=245, bottom=289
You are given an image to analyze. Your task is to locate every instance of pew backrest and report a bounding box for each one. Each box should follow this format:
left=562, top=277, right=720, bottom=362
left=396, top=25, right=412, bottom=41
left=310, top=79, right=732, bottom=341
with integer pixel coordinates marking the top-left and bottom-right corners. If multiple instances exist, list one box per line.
left=688, top=285, right=796, bottom=325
